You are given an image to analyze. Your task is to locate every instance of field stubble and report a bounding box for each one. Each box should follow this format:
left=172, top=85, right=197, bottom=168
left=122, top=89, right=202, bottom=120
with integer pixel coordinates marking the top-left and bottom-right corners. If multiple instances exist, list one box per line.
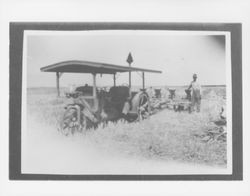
left=27, top=87, right=227, bottom=166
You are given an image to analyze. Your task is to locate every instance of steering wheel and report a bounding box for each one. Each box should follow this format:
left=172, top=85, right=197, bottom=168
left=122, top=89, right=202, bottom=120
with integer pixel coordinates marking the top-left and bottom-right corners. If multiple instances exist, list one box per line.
left=121, top=83, right=129, bottom=87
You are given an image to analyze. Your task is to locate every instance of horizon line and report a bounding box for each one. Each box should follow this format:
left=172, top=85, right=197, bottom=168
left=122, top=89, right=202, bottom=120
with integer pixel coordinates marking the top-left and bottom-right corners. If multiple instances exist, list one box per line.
left=27, top=84, right=226, bottom=89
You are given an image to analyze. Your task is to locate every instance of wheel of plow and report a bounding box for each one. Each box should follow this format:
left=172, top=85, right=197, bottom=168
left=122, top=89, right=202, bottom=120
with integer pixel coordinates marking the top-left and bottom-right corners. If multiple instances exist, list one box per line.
left=58, top=107, right=87, bottom=136
left=137, top=93, right=150, bottom=121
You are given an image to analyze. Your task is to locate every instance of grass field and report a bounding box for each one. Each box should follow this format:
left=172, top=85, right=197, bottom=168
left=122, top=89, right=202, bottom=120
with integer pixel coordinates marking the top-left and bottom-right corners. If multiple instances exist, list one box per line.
left=26, top=86, right=227, bottom=168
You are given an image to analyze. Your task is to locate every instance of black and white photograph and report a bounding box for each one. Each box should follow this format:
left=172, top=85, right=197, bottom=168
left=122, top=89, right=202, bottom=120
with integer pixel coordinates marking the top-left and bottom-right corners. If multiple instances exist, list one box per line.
left=6, top=21, right=243, bottom=184
left=20, top=28, right=233, bottom=176
left=2, top=0, right=249, bottom=195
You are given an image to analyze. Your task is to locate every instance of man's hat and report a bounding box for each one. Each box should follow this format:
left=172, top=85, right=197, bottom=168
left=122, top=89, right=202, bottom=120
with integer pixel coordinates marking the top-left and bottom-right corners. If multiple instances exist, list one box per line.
left=193, top=73, right=197, bottom=78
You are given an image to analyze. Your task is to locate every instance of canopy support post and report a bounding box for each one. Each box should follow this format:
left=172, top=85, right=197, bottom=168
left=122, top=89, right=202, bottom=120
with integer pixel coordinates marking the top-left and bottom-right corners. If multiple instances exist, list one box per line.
left=113, top=73, right=116, bottom=86
left=93, top=73, right=97, bottom=98
left=128, top=63, right=132, bottom=96
left=92, top=73, right=98, bottom=110
left=142, top=72, right=145, bottom=90
left=129, top=66, right=131, bottom=89
left=126, top=52, right=133, bottom=90
left=56, top=72, right=60, bottom=97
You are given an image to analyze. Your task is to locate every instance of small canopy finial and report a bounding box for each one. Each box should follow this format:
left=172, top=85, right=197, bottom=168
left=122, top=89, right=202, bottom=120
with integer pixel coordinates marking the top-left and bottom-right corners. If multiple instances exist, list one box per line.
left=126, top=52, right=133, bottom=64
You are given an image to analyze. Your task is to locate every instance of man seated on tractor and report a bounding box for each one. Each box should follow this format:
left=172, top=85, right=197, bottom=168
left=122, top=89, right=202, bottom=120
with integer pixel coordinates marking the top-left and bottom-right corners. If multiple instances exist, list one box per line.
left=122, top=97, right=131, bottom=116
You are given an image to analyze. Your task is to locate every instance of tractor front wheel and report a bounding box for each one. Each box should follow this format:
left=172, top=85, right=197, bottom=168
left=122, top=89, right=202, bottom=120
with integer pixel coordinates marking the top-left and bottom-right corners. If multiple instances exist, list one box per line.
left=58, top=107, right=87, bottom=136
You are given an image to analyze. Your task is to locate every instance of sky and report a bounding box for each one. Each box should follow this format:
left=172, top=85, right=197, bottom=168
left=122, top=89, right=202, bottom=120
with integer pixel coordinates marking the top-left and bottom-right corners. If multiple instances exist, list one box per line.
left=25, top=30, right=227, bottom=88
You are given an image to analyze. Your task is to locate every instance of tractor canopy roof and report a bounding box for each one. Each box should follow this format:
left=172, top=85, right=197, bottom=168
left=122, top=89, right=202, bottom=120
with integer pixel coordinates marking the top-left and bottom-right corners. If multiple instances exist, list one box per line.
left=40, top=60, right=162, bottom=74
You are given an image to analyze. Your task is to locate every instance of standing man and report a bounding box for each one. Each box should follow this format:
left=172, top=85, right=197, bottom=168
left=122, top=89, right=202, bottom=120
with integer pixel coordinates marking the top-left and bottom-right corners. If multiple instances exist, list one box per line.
left=187, top=73, right=201, bottom=112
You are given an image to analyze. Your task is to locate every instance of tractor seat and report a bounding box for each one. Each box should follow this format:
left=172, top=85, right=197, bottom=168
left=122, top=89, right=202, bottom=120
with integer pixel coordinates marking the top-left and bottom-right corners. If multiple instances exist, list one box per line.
left=109, top=86, right=130, bottom=103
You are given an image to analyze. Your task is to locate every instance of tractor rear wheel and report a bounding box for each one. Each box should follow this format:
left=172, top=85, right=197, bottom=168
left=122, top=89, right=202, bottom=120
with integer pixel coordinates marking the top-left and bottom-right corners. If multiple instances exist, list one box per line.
left=137, top=93, right=150, bottom=121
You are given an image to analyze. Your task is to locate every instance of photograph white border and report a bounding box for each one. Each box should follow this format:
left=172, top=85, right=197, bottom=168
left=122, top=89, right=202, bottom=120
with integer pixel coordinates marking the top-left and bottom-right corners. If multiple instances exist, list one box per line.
left=22, top=29, right=232, bottom=175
